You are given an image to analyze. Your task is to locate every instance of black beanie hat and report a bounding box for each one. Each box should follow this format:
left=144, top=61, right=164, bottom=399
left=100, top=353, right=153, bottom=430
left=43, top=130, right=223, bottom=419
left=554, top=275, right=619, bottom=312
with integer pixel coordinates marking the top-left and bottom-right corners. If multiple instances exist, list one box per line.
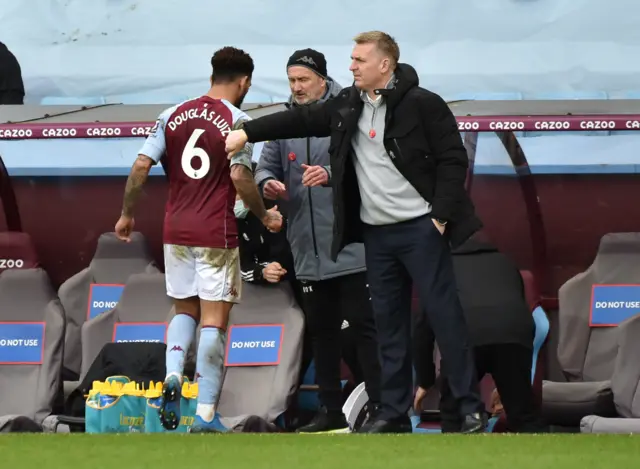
left=287, top=48, right=327, bottom=78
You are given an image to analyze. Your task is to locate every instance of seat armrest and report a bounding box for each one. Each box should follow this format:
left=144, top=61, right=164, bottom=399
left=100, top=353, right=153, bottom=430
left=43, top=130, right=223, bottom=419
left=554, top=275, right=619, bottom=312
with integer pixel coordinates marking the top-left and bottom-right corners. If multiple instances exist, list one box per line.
left=542, top=380, right=617, bottom=426
left=42, top=415, right=85, bottom=433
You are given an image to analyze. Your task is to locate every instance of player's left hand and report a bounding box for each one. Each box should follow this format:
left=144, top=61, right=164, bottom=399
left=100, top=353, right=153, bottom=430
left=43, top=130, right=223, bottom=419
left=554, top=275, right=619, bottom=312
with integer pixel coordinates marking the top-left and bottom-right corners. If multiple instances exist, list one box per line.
left=115, top=215, right=135, bottom=242
left=301, top=164, right=329, bottom=187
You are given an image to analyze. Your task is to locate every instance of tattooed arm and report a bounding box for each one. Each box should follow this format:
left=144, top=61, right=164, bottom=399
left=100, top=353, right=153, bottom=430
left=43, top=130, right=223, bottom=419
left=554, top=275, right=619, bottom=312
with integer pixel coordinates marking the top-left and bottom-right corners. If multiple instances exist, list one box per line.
left=231, top=164, right=267, bottom=218
left=228, top=114, right=282, bottom=232
left=115, top=112, right=166, bottom=242
left=115, top=154, right=154, bottom=241
left=121, top=154, right=154, bottom=217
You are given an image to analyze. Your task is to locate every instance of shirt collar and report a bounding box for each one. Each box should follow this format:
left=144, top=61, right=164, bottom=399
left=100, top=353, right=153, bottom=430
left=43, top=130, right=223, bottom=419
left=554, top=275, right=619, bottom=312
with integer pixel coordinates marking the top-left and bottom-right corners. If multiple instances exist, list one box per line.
left=360, top=74, right=396, bottom=105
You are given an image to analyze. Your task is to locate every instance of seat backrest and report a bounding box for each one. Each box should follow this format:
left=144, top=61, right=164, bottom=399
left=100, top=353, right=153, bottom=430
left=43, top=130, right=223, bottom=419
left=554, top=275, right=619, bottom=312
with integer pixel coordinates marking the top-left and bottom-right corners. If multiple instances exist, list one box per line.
left=558, top=233, right=640, bottom=382
left=0, top=232, right=39, bottom=274
left=218, top=281, right=304, bottom=427
left=79, top=272, right=171, bottom=379
left=59, top=232, right=160, bottom=377
left=0, top=268, right=64, bottom=423
left=611, top=312, right=640, bottom=418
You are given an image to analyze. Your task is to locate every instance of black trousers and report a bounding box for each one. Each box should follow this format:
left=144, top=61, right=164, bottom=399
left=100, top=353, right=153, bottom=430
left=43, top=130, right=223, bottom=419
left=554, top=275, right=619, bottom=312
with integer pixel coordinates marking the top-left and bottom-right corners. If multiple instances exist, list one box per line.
left=440, top=343, right=543, bottom=433
left=363, top=215, right=483, bottom=419
left=298, top=316, right=368, bottom=399
left=299, top=271, right=381, bottom=412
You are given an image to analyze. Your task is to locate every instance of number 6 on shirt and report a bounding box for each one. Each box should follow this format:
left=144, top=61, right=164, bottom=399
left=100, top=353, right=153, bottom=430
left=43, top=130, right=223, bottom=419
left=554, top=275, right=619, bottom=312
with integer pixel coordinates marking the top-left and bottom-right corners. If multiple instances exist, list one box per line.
left=182, top=128, right=210, bottom=180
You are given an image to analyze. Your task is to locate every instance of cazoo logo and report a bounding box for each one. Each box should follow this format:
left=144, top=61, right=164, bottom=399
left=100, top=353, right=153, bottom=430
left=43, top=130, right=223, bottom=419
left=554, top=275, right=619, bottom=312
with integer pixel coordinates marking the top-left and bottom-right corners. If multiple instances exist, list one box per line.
left=0, top=259, right=25, bottom=269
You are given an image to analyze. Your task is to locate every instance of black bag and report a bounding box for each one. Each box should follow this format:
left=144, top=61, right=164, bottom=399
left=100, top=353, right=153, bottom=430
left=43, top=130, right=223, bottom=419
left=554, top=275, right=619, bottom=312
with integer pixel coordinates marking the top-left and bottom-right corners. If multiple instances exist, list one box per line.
left=64, top=342, right=168, bottom=417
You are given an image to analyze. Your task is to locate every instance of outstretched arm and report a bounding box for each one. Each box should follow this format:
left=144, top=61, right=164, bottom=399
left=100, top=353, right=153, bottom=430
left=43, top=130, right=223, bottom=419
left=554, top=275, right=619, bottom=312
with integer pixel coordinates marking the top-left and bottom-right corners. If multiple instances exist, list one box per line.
left=226, top=100, right=335, bottom=158
left=243, top=100, right=333, bottom=143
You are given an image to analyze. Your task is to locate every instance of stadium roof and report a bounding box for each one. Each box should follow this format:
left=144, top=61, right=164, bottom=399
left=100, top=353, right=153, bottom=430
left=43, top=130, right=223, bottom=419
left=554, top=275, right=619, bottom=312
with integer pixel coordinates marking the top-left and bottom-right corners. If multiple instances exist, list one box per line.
left=1, top=100, right=639, bottom=125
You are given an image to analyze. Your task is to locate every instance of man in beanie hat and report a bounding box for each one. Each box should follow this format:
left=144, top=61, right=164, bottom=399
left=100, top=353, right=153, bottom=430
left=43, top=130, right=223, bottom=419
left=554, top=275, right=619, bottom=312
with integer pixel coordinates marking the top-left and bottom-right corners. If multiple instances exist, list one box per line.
left=254, top=48, right=381, bottom=433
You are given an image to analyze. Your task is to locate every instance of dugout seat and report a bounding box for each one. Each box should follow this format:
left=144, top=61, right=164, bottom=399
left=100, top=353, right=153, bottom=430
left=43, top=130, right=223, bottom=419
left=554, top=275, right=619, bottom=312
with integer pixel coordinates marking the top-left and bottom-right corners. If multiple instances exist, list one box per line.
left=0, top=268, right=65, bottom=430
left=59, top=232, right=160, bottom=379
left=79, top=272, right=171, bottom=381
left=542, top=233, right=640, bottom=427
left=217, top=281, right=305, bottom=430
left=0, top=232, right=39, bottom=274
left=581, top=312, right=640, bottom=433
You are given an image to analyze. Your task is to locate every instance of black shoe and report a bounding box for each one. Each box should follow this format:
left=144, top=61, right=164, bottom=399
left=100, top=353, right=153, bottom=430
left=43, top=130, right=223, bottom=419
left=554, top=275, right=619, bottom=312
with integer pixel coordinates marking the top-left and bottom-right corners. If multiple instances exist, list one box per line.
left=357, top=414, right=413, bottom=434
left=352, top=402, right=380, bottom=432
left=461, top=412, right=487, bottom=434
left=296, top=407, right=348, bottom=433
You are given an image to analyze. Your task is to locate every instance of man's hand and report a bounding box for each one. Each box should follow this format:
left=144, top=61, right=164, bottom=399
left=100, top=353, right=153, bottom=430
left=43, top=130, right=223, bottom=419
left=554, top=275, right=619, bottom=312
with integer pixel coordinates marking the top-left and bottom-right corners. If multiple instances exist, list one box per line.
left=431, top=218, right=446, bottom=235
left=261, top=205, right=283, bottom=233
left=263, top=180, right=288, bottom=200
left=413, top=385, right=431, bottom=412
left=225, top=130, right=249, bottom=159
left=301, top=164, right=329, bottom=187
left=262, top=262, right=287, bottom=283
left=490, top=388, right=504, bottom=416
left=115, top=215, right=135, bottom=242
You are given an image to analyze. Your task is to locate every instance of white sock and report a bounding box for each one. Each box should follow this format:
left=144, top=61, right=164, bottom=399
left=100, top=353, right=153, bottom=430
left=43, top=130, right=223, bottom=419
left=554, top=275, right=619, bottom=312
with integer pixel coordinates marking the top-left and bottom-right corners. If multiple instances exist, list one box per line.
left=196, top=403, right=216, bottom=422
left=165, top=371, right=183, bottom=384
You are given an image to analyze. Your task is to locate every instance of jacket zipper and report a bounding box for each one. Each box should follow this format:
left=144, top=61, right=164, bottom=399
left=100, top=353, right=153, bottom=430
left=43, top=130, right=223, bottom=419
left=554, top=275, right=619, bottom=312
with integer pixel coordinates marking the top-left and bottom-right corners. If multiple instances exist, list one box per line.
left=392, top=138, right=403, bottom=161
left=306, top=137, right=319, bottom=258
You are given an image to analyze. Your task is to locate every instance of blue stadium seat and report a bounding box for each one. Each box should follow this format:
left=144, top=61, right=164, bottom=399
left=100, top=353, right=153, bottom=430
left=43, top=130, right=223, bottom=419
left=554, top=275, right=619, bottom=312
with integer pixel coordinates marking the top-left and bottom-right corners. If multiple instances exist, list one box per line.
left=40, top=96, right=106, bottom=105
left=524, top=91, right=609, bottom=137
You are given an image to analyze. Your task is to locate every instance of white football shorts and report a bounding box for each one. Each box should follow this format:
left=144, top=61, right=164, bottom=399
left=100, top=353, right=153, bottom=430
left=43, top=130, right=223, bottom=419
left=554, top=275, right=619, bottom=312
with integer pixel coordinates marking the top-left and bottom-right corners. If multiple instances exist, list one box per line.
left=163, top=244, right=241, bottom=303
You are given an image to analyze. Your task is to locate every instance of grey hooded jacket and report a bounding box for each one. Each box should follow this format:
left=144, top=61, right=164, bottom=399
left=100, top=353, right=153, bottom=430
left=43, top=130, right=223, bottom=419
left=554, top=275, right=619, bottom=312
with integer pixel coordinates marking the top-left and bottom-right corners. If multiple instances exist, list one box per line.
left=255, top=78, right=366, bottom=281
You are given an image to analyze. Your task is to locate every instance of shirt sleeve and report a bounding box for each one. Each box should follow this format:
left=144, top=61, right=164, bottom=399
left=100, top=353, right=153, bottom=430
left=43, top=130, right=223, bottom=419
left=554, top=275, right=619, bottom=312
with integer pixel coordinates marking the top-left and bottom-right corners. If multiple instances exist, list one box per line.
left=138, top=107, right=173, bottom=163
left=228, top=108, right=254, bottom=171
